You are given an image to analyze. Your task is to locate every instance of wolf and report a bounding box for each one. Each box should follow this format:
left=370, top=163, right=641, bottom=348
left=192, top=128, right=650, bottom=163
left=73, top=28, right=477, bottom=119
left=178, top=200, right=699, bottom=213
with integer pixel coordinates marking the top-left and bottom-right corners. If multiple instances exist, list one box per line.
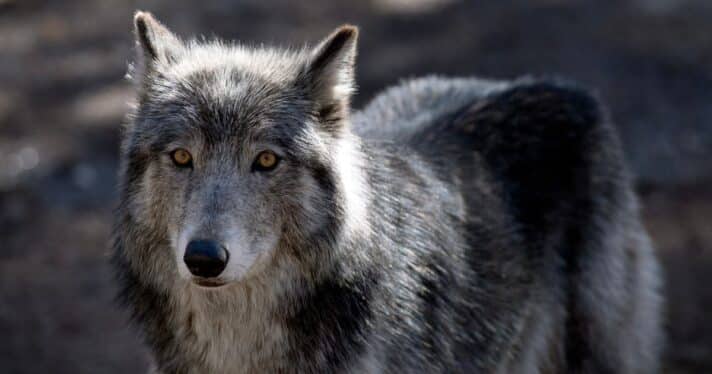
left=112, top=11, right=663, bottom=374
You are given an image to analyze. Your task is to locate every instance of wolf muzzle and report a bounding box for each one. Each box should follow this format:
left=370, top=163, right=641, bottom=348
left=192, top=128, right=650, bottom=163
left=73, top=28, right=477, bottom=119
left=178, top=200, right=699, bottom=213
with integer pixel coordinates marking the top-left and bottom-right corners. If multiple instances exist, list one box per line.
left=183, top=239, right=229, bottom=278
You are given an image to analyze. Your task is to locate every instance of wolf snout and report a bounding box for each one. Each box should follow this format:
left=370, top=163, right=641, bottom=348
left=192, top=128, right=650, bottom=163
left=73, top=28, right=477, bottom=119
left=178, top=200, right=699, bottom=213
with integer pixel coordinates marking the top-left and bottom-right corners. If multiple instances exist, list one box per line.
left=184, top=239, right=229, bottom=278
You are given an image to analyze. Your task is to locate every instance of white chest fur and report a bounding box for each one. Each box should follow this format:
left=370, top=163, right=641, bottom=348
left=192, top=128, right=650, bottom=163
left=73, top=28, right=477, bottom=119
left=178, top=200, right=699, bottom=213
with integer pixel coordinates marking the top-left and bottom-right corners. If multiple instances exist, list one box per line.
left=170, top=281, right=288, bottom=373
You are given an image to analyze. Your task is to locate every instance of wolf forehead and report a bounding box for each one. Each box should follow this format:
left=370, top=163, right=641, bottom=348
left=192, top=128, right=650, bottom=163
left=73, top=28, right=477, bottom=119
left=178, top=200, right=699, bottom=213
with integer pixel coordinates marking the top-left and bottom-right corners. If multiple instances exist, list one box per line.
left=137, top=45, right=313, bottom=130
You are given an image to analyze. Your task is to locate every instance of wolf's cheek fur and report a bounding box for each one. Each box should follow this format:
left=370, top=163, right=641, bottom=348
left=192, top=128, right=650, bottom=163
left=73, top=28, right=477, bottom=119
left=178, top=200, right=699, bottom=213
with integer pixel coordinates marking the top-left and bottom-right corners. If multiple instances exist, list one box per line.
left=128, top=159, right=186, bottom=241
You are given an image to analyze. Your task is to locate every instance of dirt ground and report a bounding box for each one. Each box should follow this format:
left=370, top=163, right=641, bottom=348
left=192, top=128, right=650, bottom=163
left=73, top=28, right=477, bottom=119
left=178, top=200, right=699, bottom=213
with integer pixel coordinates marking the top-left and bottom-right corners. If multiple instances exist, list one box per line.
left=1, top=1, right=711, bottom=373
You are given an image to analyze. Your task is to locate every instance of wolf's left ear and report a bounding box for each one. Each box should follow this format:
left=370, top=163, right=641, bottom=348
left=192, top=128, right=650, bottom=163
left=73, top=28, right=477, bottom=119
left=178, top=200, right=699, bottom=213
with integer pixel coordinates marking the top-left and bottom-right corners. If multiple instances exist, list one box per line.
left=301, top=25, right=358, bottom=129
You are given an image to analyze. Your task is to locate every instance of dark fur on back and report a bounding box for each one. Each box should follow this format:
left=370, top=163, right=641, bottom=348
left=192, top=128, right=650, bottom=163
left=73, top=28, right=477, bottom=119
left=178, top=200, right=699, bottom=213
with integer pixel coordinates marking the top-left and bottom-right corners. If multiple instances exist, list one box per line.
left=113, top=14, right=663, bottom=374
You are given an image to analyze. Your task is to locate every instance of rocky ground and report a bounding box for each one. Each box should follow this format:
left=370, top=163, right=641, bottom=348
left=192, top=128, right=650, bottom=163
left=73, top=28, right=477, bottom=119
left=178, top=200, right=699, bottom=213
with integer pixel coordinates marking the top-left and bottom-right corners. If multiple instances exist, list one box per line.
left=0, top=0, right=711, bottom=372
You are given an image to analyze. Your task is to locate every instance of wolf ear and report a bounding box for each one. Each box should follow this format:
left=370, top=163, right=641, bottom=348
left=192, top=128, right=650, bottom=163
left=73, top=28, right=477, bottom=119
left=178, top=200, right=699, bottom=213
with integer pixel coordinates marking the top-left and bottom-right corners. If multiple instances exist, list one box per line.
left=132, top=11, right=182, bottom=76
left=301, top=25, right=359, bottom=130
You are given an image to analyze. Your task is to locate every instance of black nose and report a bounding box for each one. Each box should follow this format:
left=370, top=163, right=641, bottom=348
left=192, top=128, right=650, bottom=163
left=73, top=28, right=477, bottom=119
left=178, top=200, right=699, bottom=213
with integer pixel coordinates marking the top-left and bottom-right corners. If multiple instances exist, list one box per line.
left=184, top=239, right=229, bottom=278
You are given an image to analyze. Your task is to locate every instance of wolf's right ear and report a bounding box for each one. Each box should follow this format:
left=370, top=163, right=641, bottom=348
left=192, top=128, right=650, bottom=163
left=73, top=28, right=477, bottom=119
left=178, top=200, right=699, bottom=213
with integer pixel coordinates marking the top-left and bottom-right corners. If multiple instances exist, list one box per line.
left=132, top=11, right=182, bottom=77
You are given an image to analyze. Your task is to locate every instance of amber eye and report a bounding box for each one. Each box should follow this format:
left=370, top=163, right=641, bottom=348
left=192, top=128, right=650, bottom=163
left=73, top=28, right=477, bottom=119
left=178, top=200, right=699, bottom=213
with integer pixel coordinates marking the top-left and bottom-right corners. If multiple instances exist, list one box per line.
left=253, top=150, right=280, bottom=172
left=171, top=148, right=193, bottom=168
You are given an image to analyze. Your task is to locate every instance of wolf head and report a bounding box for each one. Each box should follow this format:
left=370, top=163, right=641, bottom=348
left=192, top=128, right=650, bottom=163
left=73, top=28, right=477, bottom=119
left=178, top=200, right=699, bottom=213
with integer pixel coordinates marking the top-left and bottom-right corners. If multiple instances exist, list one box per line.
left=119, top=12, right=368, bottom=290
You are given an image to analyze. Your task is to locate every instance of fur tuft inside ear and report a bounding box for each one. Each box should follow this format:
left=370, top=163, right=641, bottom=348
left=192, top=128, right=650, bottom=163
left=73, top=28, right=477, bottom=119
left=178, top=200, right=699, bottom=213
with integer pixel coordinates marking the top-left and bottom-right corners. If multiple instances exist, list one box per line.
left=302, top=25, right=359, bottom=130
left=132, top=11, right=182, bottom=78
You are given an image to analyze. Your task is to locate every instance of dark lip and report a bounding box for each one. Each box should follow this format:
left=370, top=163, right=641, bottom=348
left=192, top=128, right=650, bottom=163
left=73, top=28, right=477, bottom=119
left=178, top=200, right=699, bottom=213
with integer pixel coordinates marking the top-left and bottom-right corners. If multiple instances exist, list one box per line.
left=191, top=278, right=227, bottom=288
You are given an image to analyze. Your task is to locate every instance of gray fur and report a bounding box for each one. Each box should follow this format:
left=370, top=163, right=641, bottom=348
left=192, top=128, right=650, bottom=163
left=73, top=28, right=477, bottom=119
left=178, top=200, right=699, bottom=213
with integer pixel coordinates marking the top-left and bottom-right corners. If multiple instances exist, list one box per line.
left=113, top=11, right=663, bottom=373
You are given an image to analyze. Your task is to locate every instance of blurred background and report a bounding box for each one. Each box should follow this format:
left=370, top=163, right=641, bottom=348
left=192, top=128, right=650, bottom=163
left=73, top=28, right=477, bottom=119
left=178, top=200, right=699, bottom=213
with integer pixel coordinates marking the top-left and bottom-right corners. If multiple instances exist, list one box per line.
left=0, top=0, right=711, bottom=372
